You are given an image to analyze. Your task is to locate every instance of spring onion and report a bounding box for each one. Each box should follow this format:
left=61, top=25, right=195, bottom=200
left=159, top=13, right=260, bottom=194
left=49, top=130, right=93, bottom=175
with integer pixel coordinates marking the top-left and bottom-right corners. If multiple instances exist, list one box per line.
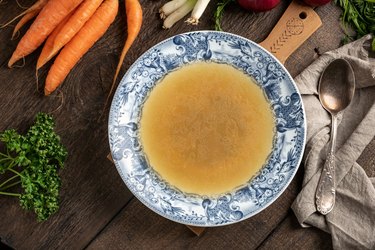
left=163, top=0, right=198, bottom=28
left=159, top=0, right=208, bottom=28
left=159, top=0, right=188, bottom=19
left=186, top=0, right=211, bottom=24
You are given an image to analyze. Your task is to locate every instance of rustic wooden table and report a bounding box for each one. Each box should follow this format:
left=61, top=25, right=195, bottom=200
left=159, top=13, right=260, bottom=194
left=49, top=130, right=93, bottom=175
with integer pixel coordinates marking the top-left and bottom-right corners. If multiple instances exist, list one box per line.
left=0, top=0, right=374, bottom=249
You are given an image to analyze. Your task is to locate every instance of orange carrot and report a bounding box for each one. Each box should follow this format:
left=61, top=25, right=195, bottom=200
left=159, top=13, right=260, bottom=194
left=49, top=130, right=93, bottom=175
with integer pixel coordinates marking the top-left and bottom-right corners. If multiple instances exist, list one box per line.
left=11, top=10, right=39, bottom=40
left=50, top=0, right=104, bottom=60
left=106, top=0, right=142, bottom=104
left=37, top=13, right=73, bottom=70
left=8, top=0, right=84, bottom=67
left=1, top=0, right=48, bottom=29
left=44, top=0, right=119, bottom=95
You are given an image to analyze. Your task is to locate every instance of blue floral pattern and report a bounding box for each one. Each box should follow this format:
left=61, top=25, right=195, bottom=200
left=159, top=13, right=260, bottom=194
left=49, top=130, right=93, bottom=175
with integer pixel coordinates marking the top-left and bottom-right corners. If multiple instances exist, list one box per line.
left=108, top=31, right=306, bottom=226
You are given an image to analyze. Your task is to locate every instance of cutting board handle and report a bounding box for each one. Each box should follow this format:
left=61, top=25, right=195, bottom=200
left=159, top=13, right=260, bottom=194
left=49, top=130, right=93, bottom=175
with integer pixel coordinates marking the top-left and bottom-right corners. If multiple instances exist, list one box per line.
left=259, top=0, right=322, bottom=64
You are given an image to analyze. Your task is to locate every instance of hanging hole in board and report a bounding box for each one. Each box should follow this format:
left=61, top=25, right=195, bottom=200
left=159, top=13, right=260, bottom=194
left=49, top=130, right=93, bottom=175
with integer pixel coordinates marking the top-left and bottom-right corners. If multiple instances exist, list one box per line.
left=299, top=12, right=307, bottom=19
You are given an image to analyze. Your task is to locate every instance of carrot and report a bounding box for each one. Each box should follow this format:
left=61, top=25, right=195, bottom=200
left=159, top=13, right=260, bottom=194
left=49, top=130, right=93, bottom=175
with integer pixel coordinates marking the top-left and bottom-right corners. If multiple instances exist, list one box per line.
left=11, top=10, right=39, bottom=40
left=37, top=13, right=73, bottom=70
left=106, top=0, right=142, bottom=104
left=49, top=0, right=104, bottom=60
left=8, top=0, right=85, bottom=67
left=44, top=0, right=119, bottom=95
left=38, top=0, right=104, bottom=69
left=1, top=0, right=48, bottom=29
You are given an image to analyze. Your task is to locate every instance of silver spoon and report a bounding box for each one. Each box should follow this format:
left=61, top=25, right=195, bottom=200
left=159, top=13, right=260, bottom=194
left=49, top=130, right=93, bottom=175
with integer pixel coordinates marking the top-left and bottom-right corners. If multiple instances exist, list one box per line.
left=315, top=58, right=355, bottom=215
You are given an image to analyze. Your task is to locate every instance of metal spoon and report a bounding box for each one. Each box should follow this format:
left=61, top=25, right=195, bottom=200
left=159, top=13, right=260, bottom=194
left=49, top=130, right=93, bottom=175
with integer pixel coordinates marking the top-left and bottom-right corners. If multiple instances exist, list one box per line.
left=315, top=58, right=355, bottom=215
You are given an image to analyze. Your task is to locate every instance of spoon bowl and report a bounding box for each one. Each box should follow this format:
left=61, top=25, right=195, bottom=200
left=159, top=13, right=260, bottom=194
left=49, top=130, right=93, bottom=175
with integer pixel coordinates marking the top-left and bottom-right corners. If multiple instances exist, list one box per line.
left=318, top=59, right=355, bottom=114
left=316, top=58, right=355, bottom=215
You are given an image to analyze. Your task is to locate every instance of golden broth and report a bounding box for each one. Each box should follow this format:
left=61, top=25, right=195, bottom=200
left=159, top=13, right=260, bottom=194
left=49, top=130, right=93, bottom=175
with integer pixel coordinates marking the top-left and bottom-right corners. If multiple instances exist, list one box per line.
left=140, top=62, right=275, bottom=195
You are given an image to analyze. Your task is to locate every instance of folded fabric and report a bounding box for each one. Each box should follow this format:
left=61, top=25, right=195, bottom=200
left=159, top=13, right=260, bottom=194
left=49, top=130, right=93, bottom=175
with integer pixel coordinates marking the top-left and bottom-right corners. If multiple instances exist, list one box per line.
left=291, top=34, right=375, bottom=249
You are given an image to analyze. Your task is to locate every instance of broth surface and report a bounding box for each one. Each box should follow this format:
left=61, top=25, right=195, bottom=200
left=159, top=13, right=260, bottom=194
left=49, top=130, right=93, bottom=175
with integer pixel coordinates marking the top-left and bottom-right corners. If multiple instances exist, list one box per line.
left=140, top=62, right=275, bottom=195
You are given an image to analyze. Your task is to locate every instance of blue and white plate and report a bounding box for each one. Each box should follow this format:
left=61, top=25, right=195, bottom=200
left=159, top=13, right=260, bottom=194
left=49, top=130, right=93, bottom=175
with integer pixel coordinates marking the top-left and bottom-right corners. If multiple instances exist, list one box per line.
left=108, top=31, right=306, bottom=226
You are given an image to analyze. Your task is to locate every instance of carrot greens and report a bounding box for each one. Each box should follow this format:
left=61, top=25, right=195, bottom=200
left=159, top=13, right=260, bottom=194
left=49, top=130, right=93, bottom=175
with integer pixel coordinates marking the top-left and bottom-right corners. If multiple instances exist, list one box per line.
left=335, top=0, right=375, bottom=50
left=0, top=113, right=67, bottom=221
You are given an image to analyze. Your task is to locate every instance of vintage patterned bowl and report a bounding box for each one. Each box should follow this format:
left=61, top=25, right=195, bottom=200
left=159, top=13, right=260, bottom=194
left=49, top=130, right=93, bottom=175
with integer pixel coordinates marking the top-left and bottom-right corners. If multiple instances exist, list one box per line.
left=108, top=31, right=306, bottom=226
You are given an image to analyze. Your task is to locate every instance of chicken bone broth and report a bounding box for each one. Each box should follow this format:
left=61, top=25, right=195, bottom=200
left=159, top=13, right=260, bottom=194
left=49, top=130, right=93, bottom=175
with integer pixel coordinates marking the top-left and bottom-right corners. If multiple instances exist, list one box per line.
left=140, top=62, right=275, bottom=196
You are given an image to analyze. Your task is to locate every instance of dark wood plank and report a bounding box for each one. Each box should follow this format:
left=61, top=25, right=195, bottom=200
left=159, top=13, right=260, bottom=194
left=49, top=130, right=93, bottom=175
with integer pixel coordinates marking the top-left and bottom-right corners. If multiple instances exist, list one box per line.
left=258, top=213, right=332, bottom=250
left=256, top=136, right=375, bottom=250
left=257, top=5, right=374, bottom=246
left=0, top=0, right=289, bottom=248
left=284, top=2, right=345, bottom=77
left=94, top=133, right=373, bottom=250
left=0, top=238, right=13, bottom=250
left=0, top=0, right=139, bottom=249
left=87, top=2, right=346, bottom=249
left=0, top=0, right=349, bottom=249
left=0, top=0, right=294, bottom=248
left=87, top=175, right=301, bottom=250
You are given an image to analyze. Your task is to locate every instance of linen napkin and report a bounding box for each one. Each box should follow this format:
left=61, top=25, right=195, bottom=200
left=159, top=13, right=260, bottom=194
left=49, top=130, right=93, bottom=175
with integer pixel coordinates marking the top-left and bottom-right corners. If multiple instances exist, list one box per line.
left=291, top=34, right=375, bottom=249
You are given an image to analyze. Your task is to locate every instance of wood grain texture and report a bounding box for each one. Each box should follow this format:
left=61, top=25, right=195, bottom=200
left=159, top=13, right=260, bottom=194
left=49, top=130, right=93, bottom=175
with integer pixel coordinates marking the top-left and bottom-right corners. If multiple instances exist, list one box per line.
left=0, top=238, right=13, bottom=250
left=0, top=0, right=368, bottom=249
left=257, top=213, right=333, bottom=250
left=88, top=2, right=347, bottom=250
left=260, top=0, right=322, bottom=64
left=87, top=174, right=301, bottom=250
left=284, top=2, right=345, bottom=76
left=256, top=136, right=375, bottom=250
left=0, top=0, right=134, bottom=249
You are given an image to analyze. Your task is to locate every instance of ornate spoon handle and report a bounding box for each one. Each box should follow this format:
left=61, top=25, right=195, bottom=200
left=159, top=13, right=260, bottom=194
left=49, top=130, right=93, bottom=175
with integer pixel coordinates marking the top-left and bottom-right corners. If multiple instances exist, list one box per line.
left=316, top=114, right=337, bottom=215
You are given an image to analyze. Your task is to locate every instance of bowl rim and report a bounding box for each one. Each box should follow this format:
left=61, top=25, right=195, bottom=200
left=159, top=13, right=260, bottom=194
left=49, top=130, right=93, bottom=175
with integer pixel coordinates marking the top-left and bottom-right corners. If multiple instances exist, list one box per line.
left=108, top=30, right=307, bottom=226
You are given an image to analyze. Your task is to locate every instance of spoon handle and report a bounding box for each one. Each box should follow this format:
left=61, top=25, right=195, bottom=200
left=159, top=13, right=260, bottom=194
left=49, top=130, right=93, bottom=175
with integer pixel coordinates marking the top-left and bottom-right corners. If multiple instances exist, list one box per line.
left=316, top=115, right=337, bottom=215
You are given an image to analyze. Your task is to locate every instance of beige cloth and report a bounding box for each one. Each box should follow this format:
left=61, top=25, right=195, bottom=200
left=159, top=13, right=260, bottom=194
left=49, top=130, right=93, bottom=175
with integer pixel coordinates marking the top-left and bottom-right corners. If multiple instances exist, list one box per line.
left=291, top=34, right=375, bottom=249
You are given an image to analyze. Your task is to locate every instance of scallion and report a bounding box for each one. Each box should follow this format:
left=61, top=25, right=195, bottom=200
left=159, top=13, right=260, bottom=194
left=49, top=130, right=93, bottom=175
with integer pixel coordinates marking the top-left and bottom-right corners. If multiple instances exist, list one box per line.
left=163, top=0, right=198, bottom=28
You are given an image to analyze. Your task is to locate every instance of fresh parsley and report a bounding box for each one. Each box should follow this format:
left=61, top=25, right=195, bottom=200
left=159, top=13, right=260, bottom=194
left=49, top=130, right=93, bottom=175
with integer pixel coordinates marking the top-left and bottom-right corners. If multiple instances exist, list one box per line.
left=335, top=0, right=375, bottom=50
left=0, top=113, right=67, bottom=221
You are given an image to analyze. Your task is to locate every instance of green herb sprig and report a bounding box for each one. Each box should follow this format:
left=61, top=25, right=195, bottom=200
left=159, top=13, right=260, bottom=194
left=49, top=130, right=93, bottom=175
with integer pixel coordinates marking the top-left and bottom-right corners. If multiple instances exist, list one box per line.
left=214, top=0, right=235, bottom=31
left=335, top=0, right=375, bottom=50
left=0, top=113, right=67, bottom=221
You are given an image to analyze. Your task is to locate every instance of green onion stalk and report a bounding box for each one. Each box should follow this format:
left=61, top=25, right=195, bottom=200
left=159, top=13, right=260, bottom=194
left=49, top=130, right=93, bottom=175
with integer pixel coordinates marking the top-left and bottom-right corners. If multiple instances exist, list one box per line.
left=159, top=0, right=211, bottom=28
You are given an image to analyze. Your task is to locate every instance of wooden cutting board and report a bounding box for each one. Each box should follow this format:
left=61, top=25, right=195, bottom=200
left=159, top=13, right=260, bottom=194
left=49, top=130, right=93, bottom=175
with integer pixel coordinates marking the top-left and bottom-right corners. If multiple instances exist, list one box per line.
left=260, top=0, right=322, bottom=64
